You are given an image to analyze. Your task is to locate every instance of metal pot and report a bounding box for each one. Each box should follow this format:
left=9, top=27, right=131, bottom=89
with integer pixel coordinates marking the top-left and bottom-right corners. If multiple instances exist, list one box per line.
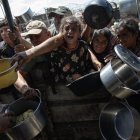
left=0, top=58, right=18, bottom=89
left=15, top=8, right=34, bottom=23
left=100, top=58, right=140, bottom=99
left=108, top=0, right=140, bottom=19
left=99, top=100, right=140, bottom=140
left=6, top=91, right=47, bottom=140
left=119, top=0, right=140, bottom=19
left=83, top=0, right=113, bottom=29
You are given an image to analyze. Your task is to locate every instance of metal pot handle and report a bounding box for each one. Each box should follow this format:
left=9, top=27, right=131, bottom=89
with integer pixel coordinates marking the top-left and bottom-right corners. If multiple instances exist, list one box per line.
left=35, top=89, right=42, bottom=101
left=121, top=86, right=140, bottom=94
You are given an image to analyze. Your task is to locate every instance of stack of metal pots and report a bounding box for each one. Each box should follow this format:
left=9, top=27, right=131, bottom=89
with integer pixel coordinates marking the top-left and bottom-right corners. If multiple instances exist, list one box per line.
left=99, top=44, right=140, bottom=140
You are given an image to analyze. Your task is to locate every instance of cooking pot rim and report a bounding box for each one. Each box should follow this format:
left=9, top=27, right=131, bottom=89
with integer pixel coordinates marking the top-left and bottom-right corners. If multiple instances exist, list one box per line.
left=0, top=58, right=18, bottom=76
left=99, top=100, right=135, bottom=140
left=101, top=59, right=124, bottom=86
left=114, top=44, right=140, bottom=72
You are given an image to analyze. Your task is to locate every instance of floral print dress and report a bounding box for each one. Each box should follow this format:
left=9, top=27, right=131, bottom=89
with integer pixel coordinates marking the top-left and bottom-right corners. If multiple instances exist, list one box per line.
left=50, top=40, right=92, bottom=83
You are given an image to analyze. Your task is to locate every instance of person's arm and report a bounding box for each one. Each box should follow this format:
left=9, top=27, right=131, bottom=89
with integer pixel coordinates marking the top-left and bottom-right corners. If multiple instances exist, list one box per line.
left=14, top=71, right=37, bottom=99
left=14, top=71, right=29, bottom=94
left=26, top=33, right=64, bottom=58
left=13, top=33, right=64, bottom=67
left=88, top=48, right=103, bottom=71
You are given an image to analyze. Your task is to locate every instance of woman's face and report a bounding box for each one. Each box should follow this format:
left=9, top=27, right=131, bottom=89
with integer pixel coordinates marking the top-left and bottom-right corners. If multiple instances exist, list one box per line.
left=92, top=34, right=108, bottom=54
left=0, top=25, right=13, bottom=45
left=116, top=27, right=137, bottom=49
left=63, top=22, right=80, bottom=46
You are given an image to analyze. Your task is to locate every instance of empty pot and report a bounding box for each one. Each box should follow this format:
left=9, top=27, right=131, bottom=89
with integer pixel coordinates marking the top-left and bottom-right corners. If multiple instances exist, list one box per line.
left=99, top=101, right=140, bottom=140
left=83, top=0, right=113, bottom=29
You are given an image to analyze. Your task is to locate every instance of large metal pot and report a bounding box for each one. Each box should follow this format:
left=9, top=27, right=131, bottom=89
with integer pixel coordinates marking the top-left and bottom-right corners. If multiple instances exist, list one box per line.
left=83, top=0, right=113, bottom=29
left=6, top=91, right=47, bottom=140
left=100, top=58, right=140, bottom=99
left=0, top=58, right=18, bottom=89
left=99, top=100, right=140, bottom=140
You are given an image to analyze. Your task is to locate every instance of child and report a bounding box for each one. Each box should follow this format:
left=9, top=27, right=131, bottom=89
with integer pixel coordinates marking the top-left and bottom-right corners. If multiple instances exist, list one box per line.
left=50, top=16, right=101, bottom=83
left=90, top=28, right=117, bottom=65
left=116, top=18, right=140, bottom=56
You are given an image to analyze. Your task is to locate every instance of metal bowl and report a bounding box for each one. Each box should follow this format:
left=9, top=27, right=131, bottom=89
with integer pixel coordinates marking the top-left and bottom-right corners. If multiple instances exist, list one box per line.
left=6, top=92, right=47, bottom=140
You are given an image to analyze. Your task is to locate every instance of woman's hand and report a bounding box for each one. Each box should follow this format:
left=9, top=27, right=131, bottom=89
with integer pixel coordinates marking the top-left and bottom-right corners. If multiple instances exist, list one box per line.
left=14, top=44, right=26, bottom=53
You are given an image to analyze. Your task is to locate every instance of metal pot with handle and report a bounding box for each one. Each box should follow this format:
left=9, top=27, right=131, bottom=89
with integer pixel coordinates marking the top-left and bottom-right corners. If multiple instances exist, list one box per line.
left=100, top=58, right=140, bottom=99
left=100, top=45, right=140, bottom=99
left=5, top=90, right=47, bottom=140
left=83, top=0, right=113, bottom=29
left=99, top=100, right=140, bottom=140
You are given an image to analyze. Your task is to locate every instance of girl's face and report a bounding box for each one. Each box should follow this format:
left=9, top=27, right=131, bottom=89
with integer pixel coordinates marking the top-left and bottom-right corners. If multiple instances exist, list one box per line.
left=63, top=22, right=80, bottom=46
left=92, top=34, right=108, bottom=54
left=116, top=27, right=137, bottom=49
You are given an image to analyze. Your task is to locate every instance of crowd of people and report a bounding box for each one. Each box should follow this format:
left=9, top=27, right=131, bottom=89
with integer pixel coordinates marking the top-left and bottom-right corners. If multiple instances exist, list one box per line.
left=0, top=5, right=140, bottom=139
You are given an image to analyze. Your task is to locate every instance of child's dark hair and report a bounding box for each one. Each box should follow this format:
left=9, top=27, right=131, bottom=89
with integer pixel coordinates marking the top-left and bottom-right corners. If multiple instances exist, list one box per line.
left=116, top=18, right=139, bottom=35
left=59, top=16, right=82, bottom=33
left=0, top=19, right=8, bottom=28
left=91, top=27, right=112, bottom=48
left=0, top=19, right=16, bottom=28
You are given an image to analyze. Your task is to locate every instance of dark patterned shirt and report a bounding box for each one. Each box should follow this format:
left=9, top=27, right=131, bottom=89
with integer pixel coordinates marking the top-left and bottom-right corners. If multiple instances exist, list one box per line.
left=50, top=40, right=92, bottom=83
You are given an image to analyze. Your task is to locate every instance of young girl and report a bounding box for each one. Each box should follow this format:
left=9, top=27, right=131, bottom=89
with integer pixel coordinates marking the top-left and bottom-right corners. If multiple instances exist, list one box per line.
left=116, top=18, right=140, bottom=56
left=90, top=28, right=118, bottom=65
left=50, top=16, right=101, bottom=83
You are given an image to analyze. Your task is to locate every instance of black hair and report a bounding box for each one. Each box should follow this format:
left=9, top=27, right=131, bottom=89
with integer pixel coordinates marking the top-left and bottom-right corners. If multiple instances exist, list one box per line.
left=0, top=19, right=16, bottom=28
left=91, top=27, right=112, bottom=48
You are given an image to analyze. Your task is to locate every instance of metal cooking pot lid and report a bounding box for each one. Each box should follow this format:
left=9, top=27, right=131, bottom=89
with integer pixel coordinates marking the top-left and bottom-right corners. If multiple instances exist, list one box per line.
left=114, top=44, right=140, bottom=72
